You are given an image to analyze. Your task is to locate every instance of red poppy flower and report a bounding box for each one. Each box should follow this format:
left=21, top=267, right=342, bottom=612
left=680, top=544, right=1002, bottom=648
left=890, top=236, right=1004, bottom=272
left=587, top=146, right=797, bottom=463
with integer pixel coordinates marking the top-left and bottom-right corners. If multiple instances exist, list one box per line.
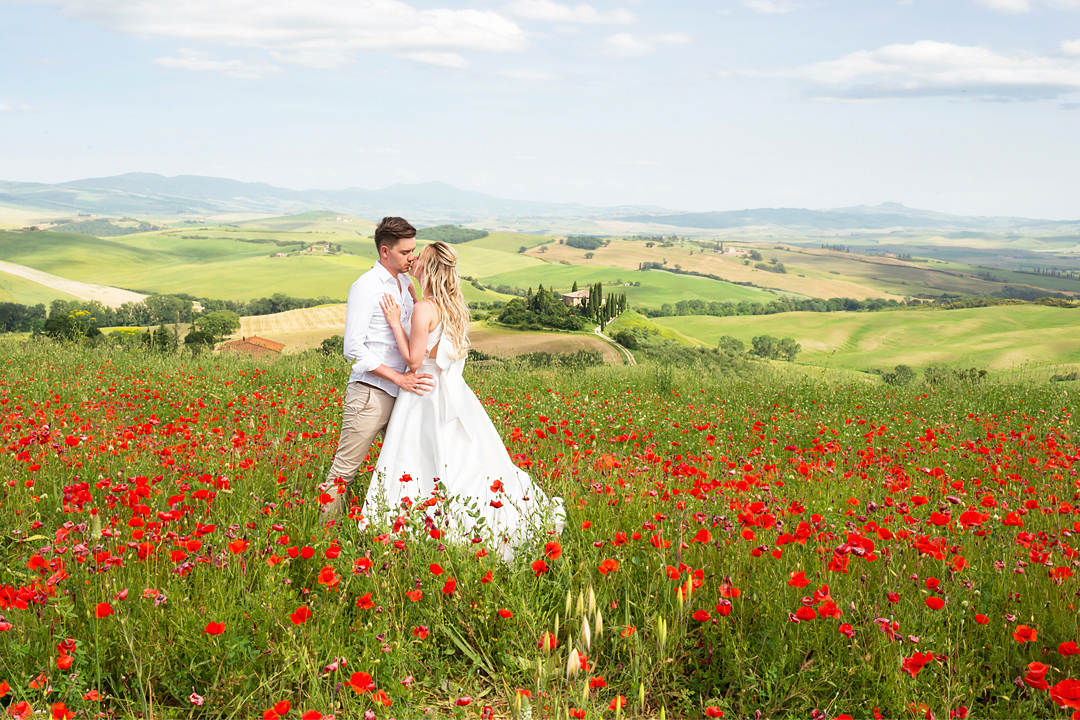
left=598, top=558, right=619, bottom=575
left=456, top=697, right=472, bottom=706
left=693, top=609, right=711, bottom=622
left=705, top=708, right=725, bottom=718
left=498, top=609, right=514, bottom=619
left=1013, top=625, right=1037, bottom=643
left=290, top=606, right=312, bottom=625
left=544, top=541, right=562, bottom=559
left=788, top=571, right=810, bottom=588
left=794, top=606, right=816, bottom=621
left=413, top=625, right=430, bottom=639
left=1050, top=678, right=1080, bottom=709
left=1060, top=641, right=1080, bottom=656
left=227, top=539, right=249, bottom=554
left=317, top=566, right=339, bottom=589
left=1025, top=661, right=1050, bottom=690
left=51, top=703, right=75, bottom=720
left=203, top=621, right=225, bottom=636
left=609, top=696, right=627, bottom=711
left=372, top=688, right=392, bottom=707
left=532, top=559, right=549, bottom=576
left=301, top=712, right=323, bottom=720
left=442, top=578, right=456, bottom=595
left=56, top=654, right=73, bottom=671
left=901, top=651, right=933, bottom=678
left=356, top=592, right=374, bottom=610
left=94, top=602, right=113, bottom=619
left=975, top=613, right=989, bottom=625
left=348, top=672, right=374, bottom=694
left=429, top=563, right=443, bottom=575
left=925, top=596, right=945, bottom=610
left=406, top=589, right=423, bottom=602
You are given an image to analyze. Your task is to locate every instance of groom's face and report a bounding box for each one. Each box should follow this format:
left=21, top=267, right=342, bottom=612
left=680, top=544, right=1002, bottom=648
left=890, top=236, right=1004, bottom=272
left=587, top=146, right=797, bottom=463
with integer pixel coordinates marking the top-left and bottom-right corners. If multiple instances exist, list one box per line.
left=382, top=236, right=417, bottom=276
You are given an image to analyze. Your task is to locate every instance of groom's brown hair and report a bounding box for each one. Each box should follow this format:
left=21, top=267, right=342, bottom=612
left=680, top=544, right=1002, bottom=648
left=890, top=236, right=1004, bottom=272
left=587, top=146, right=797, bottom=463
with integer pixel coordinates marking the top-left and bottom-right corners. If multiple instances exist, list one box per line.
left=374, top=216, right=416, bottom=252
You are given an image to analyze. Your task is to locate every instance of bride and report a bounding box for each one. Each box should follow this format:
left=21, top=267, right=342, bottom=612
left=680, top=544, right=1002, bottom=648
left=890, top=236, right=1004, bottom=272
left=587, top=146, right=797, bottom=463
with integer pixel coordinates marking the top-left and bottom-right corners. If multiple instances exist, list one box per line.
left=359, top=241, right=565, bottom=560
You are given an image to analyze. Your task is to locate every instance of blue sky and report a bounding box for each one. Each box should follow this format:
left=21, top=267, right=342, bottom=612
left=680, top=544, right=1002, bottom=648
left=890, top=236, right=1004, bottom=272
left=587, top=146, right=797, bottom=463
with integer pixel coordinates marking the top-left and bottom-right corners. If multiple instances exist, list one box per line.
left=1, top=0, right=1078, bottom=218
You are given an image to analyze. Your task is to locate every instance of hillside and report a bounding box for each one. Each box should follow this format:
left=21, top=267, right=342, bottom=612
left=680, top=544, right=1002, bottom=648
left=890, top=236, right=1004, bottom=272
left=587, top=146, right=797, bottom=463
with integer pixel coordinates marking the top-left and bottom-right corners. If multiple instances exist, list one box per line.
left=646, top=304, right=1080, bottom=372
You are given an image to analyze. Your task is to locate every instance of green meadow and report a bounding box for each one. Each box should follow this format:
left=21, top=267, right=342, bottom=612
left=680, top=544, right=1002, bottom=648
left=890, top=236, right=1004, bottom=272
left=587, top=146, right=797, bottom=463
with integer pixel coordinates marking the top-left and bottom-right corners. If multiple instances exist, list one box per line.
left=0, top=229, right=510, bottom=304
left=0, top=268, right=78, bottom=305
left=650, top=304, right=1080, bottom=372
left=481, top=263, right=777, bottom=306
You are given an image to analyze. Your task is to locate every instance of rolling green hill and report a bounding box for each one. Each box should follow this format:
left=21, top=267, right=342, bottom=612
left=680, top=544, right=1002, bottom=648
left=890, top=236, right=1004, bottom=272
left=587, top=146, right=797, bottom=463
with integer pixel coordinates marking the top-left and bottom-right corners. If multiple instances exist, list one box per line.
left=0, top=269, right=78, bottom=305
left=651, top=305, right=1080, bottom=371
left=480, top=264, right=777, bottom=306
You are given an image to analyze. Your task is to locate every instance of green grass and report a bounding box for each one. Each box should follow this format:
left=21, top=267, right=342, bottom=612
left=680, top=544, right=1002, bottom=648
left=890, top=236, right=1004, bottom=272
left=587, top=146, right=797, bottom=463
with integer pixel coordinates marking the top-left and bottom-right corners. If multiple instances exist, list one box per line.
left=0, top=229, right=510, bottom=303
left=480, top=264, right=777, bottom=307
left=0, top=268, right=78, bottom=305
left=653, top=305, right=1080, bottom=371
left=467, top=231, right=553, bottom=251
left=1, top=341, right=1077, bottom=719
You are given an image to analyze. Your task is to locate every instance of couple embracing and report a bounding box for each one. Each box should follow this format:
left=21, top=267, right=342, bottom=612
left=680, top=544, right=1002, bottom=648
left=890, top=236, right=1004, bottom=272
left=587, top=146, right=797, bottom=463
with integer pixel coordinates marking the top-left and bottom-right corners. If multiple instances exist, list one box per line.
left=319, top=217, right=565, bottom=560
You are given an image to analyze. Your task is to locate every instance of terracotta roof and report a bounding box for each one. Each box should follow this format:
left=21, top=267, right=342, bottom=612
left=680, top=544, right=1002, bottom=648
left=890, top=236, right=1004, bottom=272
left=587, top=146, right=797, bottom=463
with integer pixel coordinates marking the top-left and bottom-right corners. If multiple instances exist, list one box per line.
left=245, top=336, right=285, bottom=352
left=561, top=289, right=591, bottom=298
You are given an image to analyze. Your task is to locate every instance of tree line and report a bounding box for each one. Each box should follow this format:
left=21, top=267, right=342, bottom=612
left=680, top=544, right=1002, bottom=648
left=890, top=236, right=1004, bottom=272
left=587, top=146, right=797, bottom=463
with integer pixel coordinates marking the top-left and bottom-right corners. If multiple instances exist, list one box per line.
left=0, top=292, right=341, bottom=334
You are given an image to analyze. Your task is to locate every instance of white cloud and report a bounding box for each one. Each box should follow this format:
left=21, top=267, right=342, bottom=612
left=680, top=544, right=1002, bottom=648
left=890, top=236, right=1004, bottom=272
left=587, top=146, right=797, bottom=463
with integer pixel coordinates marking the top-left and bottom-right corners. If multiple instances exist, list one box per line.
left=761, top=40, right=1080, bottom=101
left=742, top=0, right=796, bottom=13
left=974, top=0, right=1030, bottom=11
left=399, top=51, right=468, bottom=68
left=603, top=32, right=690, bottom=58
left=32, top=0, right=528, bottom=69
left=1064, top=39, right=1080, bottom=55
left=499, top=68, right=559, bottom=80
left=154, top=49, right=279, bottom=79
left=974, top=0, right=1080, bottom=11
left=0, top=103, right=35, bottom=112
left=508, top=0, right=634, bottom=24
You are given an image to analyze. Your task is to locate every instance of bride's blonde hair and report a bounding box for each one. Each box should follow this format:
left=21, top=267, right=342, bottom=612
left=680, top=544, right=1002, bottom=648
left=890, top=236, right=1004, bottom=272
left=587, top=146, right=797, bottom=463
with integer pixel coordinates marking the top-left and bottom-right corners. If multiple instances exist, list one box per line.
left=417, top=241, right=470, bottom=357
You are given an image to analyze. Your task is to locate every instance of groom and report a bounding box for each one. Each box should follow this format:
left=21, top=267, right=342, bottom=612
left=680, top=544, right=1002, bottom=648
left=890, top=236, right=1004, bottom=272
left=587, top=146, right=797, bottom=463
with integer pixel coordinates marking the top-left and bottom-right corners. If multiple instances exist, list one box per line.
left=320, top=216, right=433, bottom=522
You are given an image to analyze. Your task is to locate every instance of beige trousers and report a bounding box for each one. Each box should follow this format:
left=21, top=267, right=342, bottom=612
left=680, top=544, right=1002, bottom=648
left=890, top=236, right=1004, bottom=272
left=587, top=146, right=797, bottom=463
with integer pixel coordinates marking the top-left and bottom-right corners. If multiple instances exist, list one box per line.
left=321, top=381, right=395, bottom=518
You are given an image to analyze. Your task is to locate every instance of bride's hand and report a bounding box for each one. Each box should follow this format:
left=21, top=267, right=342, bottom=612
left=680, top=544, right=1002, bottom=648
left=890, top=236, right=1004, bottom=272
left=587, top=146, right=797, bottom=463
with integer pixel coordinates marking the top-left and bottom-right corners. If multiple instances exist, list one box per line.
left=379, top=294, right=401, bottom=325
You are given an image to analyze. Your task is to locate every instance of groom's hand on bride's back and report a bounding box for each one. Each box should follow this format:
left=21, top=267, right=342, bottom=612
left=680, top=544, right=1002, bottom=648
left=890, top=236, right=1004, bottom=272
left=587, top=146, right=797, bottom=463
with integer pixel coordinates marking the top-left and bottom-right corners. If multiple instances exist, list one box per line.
left=396, top=369, right=434, bottom=395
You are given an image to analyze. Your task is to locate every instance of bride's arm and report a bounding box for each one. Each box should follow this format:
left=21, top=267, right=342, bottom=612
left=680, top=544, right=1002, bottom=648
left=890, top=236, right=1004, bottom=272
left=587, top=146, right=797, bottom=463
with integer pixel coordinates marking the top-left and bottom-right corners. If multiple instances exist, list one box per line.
left=380, top=295, right=432, bottom=372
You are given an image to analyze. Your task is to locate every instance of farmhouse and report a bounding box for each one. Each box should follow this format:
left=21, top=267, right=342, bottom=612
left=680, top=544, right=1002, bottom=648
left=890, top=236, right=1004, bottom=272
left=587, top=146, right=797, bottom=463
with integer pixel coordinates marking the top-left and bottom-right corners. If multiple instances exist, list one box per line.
left=560, top=289, right=591, bottom=308
left=219, top=335, right=284, bottom=359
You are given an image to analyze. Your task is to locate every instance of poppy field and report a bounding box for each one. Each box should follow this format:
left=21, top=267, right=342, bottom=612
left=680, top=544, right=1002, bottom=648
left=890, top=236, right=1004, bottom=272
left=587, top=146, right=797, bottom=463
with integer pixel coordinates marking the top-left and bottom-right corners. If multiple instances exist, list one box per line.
left=1, top=341, right=1078, bottom=719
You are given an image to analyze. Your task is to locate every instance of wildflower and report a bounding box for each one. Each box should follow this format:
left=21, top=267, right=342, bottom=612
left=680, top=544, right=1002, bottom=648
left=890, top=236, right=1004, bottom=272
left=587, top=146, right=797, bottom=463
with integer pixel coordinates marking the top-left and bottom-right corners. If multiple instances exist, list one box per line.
left=598, top=558, right=620, bottom=575
left=1013, top=625, right=1037, bottom=643
left=901, top=651, right=934, bottom=678
left=203, top=621, right=225, bottom=635
left=1050, top=678, right=1080, bottom=709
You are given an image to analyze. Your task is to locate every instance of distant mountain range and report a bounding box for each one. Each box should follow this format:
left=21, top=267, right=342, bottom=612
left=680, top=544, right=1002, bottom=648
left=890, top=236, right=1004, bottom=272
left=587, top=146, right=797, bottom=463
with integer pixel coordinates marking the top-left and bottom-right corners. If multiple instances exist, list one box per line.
left=0, top=173, right=654, bottom=226
left=0, top=173, right=1076, bottom=233
left=616, top=202, right=1077, bottom=233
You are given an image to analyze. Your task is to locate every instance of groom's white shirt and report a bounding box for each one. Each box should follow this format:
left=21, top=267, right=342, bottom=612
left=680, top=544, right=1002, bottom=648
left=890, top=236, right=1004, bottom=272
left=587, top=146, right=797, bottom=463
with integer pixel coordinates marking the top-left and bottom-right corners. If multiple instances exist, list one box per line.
left=343, top=261, right=414, bottom=397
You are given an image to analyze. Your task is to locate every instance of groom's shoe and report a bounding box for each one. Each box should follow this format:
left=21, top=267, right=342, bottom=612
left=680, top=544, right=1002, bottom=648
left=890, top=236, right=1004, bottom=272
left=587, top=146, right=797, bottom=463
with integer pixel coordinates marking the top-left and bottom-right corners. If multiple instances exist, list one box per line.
left=319, top=494, right=345, bottom=522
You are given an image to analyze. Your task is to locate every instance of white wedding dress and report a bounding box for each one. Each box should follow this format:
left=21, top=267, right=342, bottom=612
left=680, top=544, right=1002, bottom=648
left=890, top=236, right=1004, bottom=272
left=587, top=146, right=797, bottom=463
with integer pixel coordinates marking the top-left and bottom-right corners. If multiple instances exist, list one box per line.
left=361, top=323, right=566, bottom=560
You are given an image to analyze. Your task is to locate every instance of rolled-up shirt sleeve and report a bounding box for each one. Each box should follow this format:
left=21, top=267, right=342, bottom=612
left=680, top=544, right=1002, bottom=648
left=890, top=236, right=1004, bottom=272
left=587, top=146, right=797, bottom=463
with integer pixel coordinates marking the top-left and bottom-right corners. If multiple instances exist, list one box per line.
left=343, top=279, right=380, bottom=375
